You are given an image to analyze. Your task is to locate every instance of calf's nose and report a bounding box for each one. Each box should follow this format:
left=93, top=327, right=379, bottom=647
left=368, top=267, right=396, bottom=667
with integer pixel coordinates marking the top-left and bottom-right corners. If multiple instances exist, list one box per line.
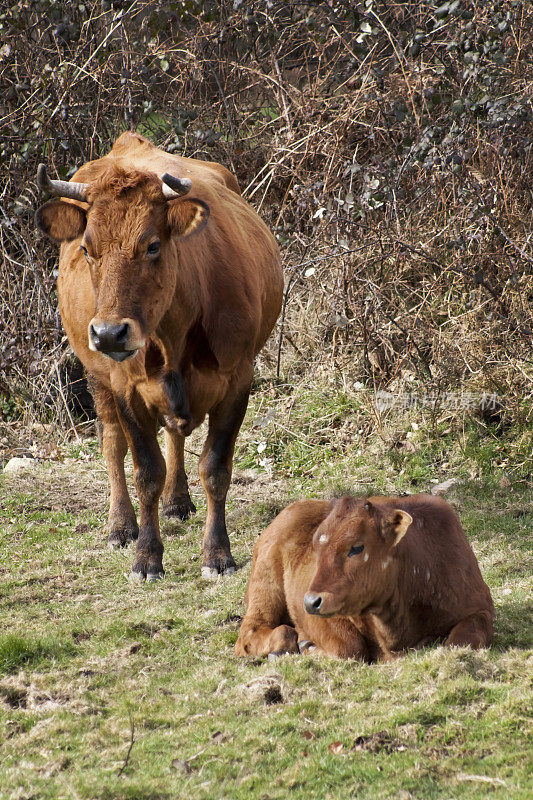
left=304, top=592, right=323, bottom=615
left=89, top=321, right=130, bottom=352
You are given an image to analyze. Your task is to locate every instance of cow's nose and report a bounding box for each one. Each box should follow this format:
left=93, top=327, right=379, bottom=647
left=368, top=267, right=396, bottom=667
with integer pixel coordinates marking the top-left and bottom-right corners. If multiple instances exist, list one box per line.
left=89, top=321, right=130, bottom=352
left=304, top=592, right=323, bottom=615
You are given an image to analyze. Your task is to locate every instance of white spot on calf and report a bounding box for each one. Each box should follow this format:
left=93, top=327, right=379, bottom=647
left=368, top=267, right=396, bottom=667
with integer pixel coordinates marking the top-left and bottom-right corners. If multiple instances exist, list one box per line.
left=381, top=557, right=391, bottom=569
left=426, top=569, right=431, bottom=581
left=363, top=553, right=369, bottom=562
left=319, top=534, right=328, bottom=544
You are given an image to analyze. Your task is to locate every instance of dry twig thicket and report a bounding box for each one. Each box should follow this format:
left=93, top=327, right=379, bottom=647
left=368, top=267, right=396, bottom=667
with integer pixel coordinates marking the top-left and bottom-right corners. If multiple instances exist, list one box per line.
left=0, top=0, right=532, bottom=434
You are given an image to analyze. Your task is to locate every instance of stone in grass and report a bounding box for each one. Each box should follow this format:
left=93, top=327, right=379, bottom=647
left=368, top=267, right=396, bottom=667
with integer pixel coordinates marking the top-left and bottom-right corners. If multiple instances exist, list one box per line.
left=171, top=758, right=191, bottom=774
left=3, top=456, right=35, bottom=474
left=240, top=674, right=284, bottom=705
left=430, top=477, right=459, bottom=496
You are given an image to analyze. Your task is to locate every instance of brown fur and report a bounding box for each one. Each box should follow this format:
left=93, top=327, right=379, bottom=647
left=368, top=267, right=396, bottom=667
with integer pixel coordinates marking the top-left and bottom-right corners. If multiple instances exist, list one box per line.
left=35, top=133, right=283, bottom=579
left=236, top=495, right=494, bottom=659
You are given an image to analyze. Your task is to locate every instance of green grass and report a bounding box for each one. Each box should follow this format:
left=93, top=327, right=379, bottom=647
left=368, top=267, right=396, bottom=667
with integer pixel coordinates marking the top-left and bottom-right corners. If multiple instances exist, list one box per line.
left=0, top=385, right=531, bottom=799
left=0, top=633, right=75, bottom=674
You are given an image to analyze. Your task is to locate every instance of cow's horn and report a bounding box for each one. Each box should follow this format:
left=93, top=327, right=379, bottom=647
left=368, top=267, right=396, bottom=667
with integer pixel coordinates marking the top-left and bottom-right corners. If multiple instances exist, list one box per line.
left=161, top=173, right=192, bottom=199
left=37, top=164, right=88, bottom=202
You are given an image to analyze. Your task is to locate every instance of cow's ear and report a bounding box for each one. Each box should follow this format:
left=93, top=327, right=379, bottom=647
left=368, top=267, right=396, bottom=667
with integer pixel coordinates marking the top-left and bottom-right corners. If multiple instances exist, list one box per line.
left=35, top=200, right=86, bottom=242
left=167, top=198, right=209, bottom=239
left=383, top=510, right=412, bottom=547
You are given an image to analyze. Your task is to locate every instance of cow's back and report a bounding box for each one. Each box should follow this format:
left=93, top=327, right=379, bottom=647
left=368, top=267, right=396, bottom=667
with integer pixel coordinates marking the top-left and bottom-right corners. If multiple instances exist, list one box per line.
left=377, top=494, right=494, bottom=642
left=73, top=131, right=241, bottom=195
left=380, top=494, right=485, bottom=586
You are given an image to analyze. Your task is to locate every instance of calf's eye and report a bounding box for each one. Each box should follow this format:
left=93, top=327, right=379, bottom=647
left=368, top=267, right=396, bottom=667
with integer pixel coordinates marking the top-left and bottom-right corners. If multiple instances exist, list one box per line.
left=146, top=240, right=161, bottom=256
left=348, top=544, right=364, bottom=557
left=80, top=245, right=90, bottom=260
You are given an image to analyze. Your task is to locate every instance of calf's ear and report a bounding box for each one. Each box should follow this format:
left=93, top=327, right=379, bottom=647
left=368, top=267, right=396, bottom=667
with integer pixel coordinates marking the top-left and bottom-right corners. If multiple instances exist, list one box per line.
left=35, top=201, right=87, bottom=242
left=383, top=510, right=413, bottom=547
left=167, top=198, right=209, bottom=239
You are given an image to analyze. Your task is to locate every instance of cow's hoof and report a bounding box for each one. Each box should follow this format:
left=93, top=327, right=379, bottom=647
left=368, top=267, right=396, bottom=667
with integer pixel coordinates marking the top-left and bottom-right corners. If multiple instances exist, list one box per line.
left=201, top=555, right=237, bottom=580
left=130, top=563, right=165, bottom=582
left=201, top=566, right=219, bottom=580
left=298, top=640, right=315, bottom=653
left=162, top=497, right=197, bottom=521
left=268, top=650, right=288, bottom=661
left=108, top=526, right=138, bottom=549
left=146, top=570, right=165, bottom=582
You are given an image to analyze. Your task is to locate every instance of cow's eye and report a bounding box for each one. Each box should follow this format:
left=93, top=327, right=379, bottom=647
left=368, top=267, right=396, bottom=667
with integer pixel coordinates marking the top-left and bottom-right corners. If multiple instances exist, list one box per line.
left=80, top=245, right=90, bottom=260
left=348, top=544, right=364, bottom=557
left=146, top=240, right=161, bottom=257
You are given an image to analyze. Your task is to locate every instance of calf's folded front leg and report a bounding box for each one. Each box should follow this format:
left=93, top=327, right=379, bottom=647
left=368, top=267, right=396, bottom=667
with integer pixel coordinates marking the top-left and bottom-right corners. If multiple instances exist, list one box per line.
left=236, top=622, right=299, bottom=657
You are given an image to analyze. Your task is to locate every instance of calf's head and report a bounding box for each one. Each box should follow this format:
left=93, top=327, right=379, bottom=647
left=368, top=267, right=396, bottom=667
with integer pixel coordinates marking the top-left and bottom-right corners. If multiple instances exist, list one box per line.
left=35, top=165, right=209, bottom=362
left=304, top=497, right=412, bottom=618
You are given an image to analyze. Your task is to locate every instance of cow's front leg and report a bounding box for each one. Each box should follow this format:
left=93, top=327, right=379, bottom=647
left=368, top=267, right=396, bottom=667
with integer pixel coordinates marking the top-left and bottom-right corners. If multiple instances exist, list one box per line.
left=161, top=428, right=196, bottom=521
left=198, top=384, right=250, bottom=579
left=115, top=394, right=166, bottom=581
left=90, top=380, right=138, bottom=548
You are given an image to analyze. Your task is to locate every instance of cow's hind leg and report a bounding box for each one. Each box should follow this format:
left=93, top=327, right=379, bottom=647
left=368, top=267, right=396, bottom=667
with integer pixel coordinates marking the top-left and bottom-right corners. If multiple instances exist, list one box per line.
left=198, top=383, right=250, bottom=578
left=115, top=392, right=166, bottom=581
left=445, top=611, right=494, bottom=649
left=161, top=428, right=196, bottom=522
left=91, top=381, right=138, bottom=548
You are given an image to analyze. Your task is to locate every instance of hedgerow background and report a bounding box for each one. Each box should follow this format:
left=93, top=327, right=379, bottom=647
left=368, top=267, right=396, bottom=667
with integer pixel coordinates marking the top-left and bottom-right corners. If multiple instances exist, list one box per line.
left=1, top=5, right=532, bottom=799
left=0, top=0, right=532, bottom=461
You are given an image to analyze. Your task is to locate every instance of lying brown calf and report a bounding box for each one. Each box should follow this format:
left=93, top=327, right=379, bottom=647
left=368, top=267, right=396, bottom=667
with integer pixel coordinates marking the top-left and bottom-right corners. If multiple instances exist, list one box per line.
left=235, top=495, right=494, bottom=660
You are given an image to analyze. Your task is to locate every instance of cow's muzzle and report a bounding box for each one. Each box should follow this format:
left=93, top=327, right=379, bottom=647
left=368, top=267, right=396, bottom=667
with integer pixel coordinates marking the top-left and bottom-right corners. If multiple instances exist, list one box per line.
left=88, top=318, right=145, bottom=362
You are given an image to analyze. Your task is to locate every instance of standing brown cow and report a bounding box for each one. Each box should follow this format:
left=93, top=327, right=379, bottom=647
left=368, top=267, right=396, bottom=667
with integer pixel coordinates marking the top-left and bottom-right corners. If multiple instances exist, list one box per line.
left=236, top=494, right=494, bottom=659
left=35, top=132, right=283, bottom=581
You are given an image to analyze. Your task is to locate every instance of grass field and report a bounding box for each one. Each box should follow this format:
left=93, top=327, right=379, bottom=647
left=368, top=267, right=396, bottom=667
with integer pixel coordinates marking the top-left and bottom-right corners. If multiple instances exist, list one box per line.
left=0, top=386, right=531, bottom=800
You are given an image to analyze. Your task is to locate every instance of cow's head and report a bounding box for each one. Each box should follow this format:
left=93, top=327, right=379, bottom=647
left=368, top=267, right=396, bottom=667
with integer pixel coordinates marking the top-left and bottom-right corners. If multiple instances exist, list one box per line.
left=304, top=497, right=412, bottom=618
left=35, top=165, right=209, bottom=362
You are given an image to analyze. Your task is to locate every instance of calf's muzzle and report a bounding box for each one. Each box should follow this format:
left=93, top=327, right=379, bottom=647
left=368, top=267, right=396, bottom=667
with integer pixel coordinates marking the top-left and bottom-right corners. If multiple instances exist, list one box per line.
left=304, top=592, right=323, bottom=614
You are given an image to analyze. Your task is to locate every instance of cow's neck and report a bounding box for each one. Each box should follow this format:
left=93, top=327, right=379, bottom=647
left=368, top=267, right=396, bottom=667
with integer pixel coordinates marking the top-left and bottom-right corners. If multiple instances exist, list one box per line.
left=359, top=572, right=407, bottom=653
